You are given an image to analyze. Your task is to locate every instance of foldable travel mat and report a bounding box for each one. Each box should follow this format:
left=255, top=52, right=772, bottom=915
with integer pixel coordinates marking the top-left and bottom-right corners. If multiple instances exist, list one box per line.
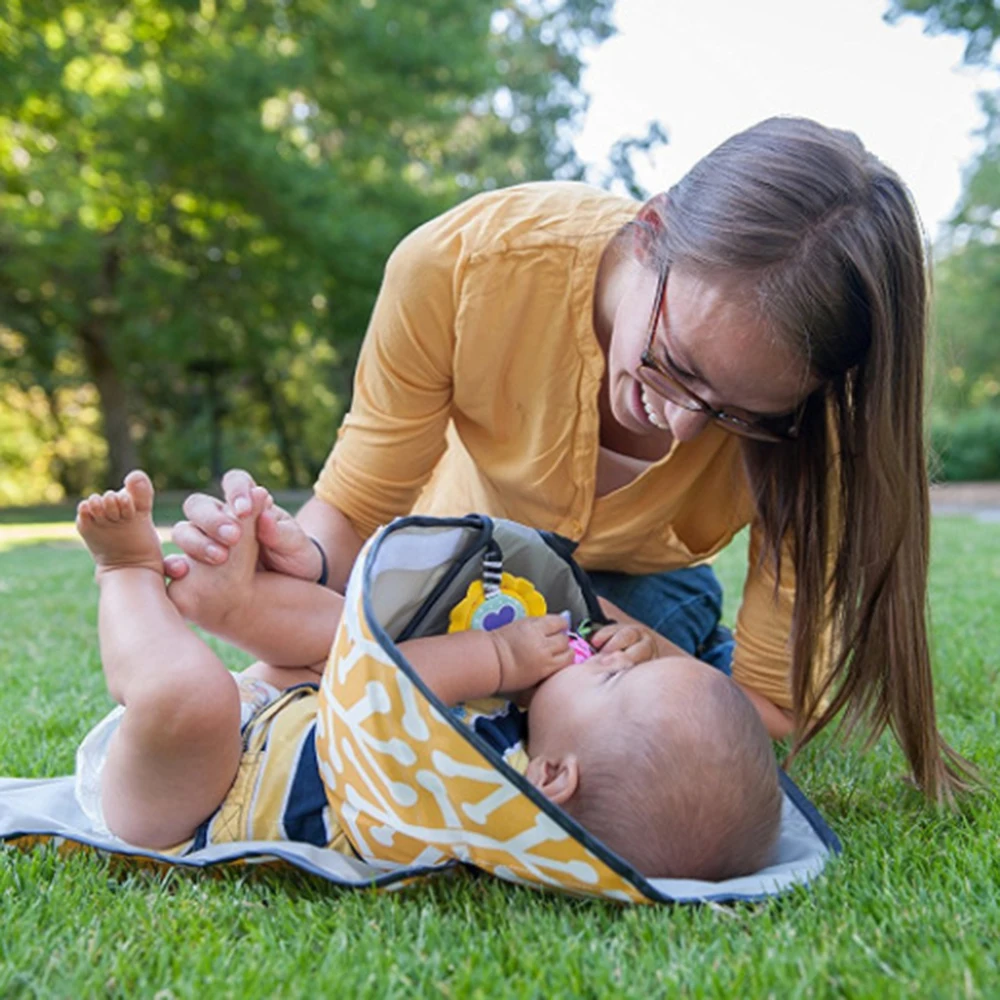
left=0, top=515, right=839, bottom=903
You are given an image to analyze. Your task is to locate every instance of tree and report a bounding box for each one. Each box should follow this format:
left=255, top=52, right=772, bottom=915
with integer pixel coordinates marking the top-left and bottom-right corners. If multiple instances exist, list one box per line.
left=886, top=0, right=1000, bottom=64
left=0, top=0, right=628, bottom=495
left=887, top=0, right=1000, bottom=477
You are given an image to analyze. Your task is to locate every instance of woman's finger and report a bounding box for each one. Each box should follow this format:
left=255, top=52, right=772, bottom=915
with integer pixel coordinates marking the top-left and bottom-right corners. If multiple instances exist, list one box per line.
left=588, top=625, right=616, bottom=649
left=180, top=492, right=242, bottom=545
left=171, top=519, right=229, bottom=564
left=221, top=468, right=258, bottom=516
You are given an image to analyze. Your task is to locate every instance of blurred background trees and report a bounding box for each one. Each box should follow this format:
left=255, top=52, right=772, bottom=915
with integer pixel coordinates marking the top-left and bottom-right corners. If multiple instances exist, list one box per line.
left=6, top=1, right=1000, bottom=504
left=891, top=0, right=1000, bottom=479
left=1, top=0, right=648, bottom=503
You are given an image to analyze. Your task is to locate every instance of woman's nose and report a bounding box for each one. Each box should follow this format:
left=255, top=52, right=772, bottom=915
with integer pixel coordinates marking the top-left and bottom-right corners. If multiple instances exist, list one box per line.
left=664, top=402, right=712, bottom=442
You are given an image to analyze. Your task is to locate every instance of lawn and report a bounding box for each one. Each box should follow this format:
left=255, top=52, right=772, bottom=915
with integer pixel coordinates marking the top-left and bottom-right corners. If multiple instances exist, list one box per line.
left=0, top=510, right=997, bottom=999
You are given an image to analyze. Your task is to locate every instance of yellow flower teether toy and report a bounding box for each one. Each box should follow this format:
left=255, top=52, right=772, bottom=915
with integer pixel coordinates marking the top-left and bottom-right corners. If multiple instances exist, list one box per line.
left=448, top=543, right=546, bottom=633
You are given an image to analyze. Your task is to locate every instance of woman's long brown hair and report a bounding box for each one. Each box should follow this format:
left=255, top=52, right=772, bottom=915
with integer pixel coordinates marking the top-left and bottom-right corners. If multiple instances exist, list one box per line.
left=646, top=117, right=977, bottom=802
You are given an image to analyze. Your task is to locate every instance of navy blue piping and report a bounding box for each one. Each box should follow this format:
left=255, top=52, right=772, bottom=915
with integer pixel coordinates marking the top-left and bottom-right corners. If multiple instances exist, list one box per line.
left=1, top=828, right=454, bottom=888
left=394, top=514, right=493, bottom=642
left=538, top=530, right=607, bottom=625
left=362, top=516, right=662, bottom=901
left=777, top=768, right=842, bottom=854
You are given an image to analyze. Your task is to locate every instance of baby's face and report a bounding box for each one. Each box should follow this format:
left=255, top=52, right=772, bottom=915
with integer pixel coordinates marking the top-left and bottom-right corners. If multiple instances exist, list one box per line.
left=526, top=653, right=711, bottom=757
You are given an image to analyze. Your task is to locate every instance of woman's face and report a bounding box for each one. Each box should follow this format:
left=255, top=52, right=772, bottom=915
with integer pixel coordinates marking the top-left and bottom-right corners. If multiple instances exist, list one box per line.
left=606, top=263, right=820, bottom=443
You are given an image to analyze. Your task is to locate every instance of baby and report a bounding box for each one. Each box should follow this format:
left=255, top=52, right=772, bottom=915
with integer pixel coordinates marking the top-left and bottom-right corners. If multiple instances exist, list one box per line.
left=76, top=471, right=781, bottom=880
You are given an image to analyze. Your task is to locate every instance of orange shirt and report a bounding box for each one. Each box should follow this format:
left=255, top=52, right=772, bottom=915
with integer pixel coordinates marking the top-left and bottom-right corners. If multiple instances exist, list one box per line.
left=316, top=182, right=801, bottom=711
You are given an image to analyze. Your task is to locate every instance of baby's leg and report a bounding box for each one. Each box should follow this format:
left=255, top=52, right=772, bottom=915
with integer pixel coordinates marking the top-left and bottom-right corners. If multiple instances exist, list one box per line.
left=77, top=472, right=242, bottom=849
left=168, top=493, right=345, bottom=669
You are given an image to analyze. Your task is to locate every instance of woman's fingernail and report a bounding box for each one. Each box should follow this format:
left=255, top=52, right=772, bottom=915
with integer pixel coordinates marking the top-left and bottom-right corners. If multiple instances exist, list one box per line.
left=233, top=496, right=251, bottom=515
left=218, top=524, right=239, bottom=542
left=206, top=544, right=225, bottom=562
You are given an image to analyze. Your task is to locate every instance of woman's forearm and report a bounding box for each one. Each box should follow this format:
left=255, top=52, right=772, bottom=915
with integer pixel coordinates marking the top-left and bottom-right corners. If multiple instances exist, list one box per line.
left=295, top=495, right=366, bottom=594
left=735, top=683, right=796, bottom=740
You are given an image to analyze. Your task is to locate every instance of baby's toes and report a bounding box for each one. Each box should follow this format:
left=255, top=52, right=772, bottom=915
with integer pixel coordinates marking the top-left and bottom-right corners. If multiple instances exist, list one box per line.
left=102, top=490, right=123, bottom=523
left=117, top=488, right=135, bottom=520
left=123, top=470, right=154, bottom=514
left=249, top=485, right=270, bottom=518
left=84, top=493, right=106, bottom=522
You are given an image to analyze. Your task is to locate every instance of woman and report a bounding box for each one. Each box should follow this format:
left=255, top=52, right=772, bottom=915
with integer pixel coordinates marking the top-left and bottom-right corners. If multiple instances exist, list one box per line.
left=166, top=116, right=974, bottom=802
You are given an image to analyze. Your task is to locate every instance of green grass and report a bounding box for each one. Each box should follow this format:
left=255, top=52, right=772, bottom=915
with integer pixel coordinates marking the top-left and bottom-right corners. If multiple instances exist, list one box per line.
left=1, top=518, right=997, bottom=999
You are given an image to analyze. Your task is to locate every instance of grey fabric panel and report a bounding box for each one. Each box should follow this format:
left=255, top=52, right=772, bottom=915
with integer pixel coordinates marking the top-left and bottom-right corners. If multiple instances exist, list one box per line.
left=0, top=777, right=433, bottom=885
left=0, top=515, right=839, bottom=903
left=391, top=519, right=591, bottom=639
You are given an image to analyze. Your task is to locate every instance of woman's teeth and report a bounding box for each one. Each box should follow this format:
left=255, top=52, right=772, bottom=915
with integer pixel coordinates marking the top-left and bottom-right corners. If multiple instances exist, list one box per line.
left=641, top=387, right=669, bottom=430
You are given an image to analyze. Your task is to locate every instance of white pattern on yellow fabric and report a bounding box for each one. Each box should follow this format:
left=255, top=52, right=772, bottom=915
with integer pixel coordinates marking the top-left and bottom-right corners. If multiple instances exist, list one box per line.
left=316, top=531, right=648, bottom=903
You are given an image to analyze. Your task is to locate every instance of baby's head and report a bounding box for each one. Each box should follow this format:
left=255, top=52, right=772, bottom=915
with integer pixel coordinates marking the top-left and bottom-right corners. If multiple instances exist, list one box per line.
left=525, top=653, right=782, bottom=880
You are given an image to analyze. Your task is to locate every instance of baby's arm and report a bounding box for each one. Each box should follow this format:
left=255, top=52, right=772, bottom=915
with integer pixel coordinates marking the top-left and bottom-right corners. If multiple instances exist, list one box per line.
left=397, top=615, right=574, bottom=707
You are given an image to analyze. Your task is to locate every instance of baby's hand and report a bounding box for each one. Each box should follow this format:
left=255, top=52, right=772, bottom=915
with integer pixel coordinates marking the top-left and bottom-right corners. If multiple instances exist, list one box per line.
left=489, top=615, right=575, bottom=695
left=588, top=621, right=657, bottom=665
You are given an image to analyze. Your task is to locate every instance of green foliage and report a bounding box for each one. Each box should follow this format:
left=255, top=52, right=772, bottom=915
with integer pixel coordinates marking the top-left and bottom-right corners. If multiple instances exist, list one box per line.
left=931, top=408, right=1000, bottom=481
left=886, top=0, right=1000, bottom=63
left=890, top=0, right=1000, bottom=477
left=0, top=0, right=626, bottom=497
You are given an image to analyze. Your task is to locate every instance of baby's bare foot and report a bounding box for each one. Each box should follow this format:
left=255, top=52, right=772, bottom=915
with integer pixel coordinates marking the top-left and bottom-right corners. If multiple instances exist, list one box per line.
left=168, top=486, right=269, bottom=632
left=76, top=471, right=162, bottom=578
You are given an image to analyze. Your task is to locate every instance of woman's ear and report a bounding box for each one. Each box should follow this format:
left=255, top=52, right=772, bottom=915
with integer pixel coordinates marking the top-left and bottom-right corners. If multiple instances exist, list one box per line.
left=636, top=192, right=669, bottom=232
left=632, top=192, right=669, bottom=266
left=525, top=754, right=579, bottom=806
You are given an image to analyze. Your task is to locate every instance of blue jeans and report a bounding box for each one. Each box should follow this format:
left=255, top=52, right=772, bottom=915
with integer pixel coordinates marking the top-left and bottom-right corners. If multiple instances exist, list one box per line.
left=587, top=565, right=735, bottom=675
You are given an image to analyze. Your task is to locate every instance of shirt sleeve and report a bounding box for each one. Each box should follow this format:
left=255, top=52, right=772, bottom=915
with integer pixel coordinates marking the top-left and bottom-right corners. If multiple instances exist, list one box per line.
left=731, top=521, right=832, bottom=717
left=314, top=220, right=461, bottom=539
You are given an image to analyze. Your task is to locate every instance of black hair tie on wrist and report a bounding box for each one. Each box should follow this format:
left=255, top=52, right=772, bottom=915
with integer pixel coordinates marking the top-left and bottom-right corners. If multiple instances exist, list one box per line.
left=310, top=537, right=329, bottom=588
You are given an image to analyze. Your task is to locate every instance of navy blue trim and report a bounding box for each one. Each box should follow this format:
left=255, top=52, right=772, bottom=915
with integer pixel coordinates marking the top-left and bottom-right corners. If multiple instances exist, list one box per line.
left=283, top=725, right=330, bottom=848
left=394, top=514, right=493, bottom=642
left=361, top=518, right=660, bottom=902
left=538, top=529, right=607, bottom=625
left=1, top=828, right=455, bottom=889
left=778, top=768, right=842, bottom=854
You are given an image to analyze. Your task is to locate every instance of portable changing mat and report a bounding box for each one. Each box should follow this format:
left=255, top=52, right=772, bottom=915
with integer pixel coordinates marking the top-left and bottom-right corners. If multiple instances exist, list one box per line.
left=0, top=514, right=839, bottom=903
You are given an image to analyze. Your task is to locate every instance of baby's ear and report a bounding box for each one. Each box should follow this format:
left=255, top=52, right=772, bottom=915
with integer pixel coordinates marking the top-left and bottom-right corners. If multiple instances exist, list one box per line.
left=525, top=755, right=579, bottom=806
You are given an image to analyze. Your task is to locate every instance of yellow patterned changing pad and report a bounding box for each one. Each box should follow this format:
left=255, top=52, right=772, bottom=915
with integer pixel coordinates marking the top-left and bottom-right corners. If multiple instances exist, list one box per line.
left=0, top=514, right=840, bottom=903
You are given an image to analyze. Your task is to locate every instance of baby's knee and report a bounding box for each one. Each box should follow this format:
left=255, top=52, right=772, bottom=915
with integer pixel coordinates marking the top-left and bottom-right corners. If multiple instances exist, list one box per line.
left=124, top=670, right=241, bottom=753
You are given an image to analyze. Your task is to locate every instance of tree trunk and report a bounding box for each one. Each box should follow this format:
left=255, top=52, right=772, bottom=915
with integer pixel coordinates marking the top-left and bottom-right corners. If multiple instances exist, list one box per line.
left=78, top=321, right=139, bottom=488
left=255, top=368, right=302, bottom=486
left=77, top=237, right=138, bottom=488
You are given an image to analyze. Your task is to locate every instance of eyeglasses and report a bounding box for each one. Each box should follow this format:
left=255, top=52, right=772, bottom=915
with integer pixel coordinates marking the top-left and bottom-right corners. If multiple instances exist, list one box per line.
left=637, top=268, right=805, bottom=443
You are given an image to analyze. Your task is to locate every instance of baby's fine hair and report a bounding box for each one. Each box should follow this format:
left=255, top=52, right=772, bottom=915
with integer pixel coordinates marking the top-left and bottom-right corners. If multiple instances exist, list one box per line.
left=565, top=668, right=781, bottom=880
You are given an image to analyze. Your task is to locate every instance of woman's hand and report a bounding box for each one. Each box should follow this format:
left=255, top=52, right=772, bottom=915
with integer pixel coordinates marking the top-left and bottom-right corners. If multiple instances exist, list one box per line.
left=163, top=469, right=322, bottom=583
left=588, top=621, right=658, bottom=666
